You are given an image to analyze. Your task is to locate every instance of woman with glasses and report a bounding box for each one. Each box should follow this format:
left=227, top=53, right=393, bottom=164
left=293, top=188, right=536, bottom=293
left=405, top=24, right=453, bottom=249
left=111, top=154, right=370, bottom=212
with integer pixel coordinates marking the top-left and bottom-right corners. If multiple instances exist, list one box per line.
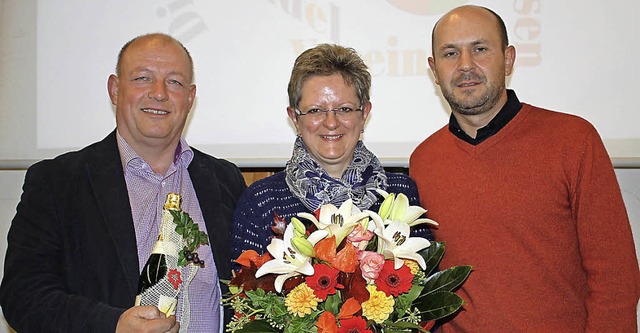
left=231, top=44, right=433, bottom=259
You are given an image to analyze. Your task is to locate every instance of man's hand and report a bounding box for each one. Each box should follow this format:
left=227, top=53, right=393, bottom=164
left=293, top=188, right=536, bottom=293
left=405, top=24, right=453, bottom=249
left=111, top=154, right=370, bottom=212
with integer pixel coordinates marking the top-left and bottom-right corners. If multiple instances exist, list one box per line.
left=115, top=306, right=180, bottom=333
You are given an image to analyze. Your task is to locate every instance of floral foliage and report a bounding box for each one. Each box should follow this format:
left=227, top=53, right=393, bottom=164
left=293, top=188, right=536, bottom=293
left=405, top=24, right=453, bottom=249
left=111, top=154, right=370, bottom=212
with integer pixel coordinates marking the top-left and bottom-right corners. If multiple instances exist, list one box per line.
left=225, top=191, right=472, bottom=332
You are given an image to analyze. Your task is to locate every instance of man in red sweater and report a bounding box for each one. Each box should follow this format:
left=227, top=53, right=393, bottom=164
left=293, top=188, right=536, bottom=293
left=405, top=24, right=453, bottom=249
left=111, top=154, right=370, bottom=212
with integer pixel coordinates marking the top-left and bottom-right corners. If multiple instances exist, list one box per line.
left=410, top=5, right=639, bottom=332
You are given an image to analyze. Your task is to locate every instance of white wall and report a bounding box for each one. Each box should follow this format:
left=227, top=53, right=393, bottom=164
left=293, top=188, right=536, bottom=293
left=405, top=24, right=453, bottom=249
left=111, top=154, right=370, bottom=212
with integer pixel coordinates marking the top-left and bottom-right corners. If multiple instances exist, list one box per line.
left=0, top=171, right=23, bottom=333
left=2, top=0, right=640, bottom=167
left=0, top=168, right=638, bottom=331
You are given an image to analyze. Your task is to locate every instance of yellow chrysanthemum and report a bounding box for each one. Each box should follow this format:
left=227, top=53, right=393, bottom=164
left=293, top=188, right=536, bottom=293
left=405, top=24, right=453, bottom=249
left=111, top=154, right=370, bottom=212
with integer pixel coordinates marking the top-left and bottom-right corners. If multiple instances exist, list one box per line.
left=362, top=284, right=394, bottom=323
left=404, top=259, right=421, bottom=275
left=285, top=283, right=321, bottom=317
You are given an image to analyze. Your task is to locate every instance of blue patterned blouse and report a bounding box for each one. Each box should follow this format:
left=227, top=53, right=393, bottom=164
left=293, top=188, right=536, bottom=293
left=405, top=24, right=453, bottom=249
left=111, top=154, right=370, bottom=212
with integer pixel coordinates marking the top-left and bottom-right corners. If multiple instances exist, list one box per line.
left=231, top=171, right=434, bottom=261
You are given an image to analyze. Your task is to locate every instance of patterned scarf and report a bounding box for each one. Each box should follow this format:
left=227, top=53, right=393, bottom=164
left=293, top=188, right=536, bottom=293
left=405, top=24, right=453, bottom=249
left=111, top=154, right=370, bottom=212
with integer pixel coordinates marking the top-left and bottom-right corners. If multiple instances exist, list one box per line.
left=285, top=137, right=388, bottom=212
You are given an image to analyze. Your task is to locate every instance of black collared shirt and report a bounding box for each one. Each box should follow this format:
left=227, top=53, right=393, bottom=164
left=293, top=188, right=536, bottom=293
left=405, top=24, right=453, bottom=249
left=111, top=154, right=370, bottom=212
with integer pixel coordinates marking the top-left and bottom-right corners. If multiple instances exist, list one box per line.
left=448, top=89, right=523, bottom=145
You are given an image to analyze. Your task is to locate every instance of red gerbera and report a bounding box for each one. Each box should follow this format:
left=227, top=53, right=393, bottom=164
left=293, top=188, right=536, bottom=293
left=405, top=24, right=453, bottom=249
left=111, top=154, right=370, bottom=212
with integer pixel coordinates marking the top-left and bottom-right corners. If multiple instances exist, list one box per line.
left=374, top=260, right=414, bottom=296
left=306, top=264, right=344, bottom=300
left=338, top=316, right=372, bottom=333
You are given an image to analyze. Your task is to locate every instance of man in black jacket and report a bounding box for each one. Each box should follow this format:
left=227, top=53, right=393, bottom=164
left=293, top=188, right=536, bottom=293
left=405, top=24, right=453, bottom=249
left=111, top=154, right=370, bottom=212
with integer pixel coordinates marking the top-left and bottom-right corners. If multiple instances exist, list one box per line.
left=0, top=33, right=246, bottom=332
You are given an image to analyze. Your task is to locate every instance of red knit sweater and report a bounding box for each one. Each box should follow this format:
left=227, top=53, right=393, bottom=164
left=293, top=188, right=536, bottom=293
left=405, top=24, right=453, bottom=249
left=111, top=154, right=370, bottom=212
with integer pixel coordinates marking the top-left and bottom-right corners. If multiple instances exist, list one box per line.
left=410, top=104, right=639, bottom=332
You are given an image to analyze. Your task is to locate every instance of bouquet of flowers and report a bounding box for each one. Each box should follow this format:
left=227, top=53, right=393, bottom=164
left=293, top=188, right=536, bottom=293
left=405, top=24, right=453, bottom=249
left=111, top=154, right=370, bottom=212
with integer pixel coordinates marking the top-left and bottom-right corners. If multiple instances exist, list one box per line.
left=225, top=190, right=471, bottom=332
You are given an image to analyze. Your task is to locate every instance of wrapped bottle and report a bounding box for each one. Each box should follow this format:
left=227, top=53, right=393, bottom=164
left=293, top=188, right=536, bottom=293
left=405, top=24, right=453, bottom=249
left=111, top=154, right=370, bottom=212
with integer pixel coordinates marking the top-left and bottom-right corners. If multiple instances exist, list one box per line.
left=135, top=193, right=182, bottom=316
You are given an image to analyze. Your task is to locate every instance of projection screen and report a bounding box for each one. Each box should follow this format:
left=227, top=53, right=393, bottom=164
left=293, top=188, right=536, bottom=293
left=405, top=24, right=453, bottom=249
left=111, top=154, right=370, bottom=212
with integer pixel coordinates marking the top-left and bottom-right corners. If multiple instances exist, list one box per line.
left=1, top=0, right=638, bottom=168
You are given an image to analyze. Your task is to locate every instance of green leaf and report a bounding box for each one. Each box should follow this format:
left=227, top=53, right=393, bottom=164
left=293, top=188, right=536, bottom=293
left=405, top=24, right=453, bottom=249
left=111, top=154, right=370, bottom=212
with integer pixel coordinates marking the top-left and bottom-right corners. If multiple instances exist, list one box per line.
left=181, top=211, right=192, bottom=225
left=199, top=231, right=209, bottom=245
left=284, top=310, right=321, bottom=332
left=235, top=320, right=279, bottom=332
left=422, top=266, right=472, bottom=295
left=394, top=283, right=424, bottom=318
left=364, top=234, right=378, bottom=252
left=175, top=226, right=185, bottom=235
left=419, top=242, right=445, bottom=277
left=324, top=293, right=341, bottom=314
left=178, top=256, right=187, bottom=267
left=405, top=283, right=424, bottom=305
left=383, top=320, right=429, bottom=333
left=228, top=284, right=240, bottom=294
left=379, top=326, right=425, bottom=333
left=413, top=290, right=464, bottom=321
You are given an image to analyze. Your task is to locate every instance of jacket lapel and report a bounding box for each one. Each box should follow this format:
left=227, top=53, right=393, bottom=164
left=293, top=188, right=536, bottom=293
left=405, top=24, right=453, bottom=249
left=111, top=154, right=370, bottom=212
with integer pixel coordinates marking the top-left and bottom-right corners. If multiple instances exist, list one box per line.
left=188, top=153, right=232, bottom=280
left=85, top=131, right=139, bottom=296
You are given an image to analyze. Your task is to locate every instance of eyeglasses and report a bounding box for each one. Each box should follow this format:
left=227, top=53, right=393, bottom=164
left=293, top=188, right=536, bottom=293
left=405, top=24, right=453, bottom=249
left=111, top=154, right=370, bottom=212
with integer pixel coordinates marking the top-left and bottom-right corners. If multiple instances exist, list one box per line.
left=294, top=106, right=363, bottom=121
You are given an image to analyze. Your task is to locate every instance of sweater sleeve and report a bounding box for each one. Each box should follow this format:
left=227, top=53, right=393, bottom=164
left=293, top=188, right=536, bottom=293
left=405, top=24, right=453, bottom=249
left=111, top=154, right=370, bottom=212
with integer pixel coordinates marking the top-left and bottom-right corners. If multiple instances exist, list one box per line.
left=570, top=125, right=640, bottom=332
left=231, top=186, right=264, bottom=263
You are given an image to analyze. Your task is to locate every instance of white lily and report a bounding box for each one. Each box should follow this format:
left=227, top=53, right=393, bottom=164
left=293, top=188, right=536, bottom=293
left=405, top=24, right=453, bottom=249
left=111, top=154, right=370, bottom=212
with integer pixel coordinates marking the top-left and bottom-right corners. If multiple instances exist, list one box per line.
left=370, top=214, right=431, bottom=270
left=254, top=222, right=328, bottom=292
left=298, top=199, right=370, bottom=246
left=376, top=189, right=439, bottom=227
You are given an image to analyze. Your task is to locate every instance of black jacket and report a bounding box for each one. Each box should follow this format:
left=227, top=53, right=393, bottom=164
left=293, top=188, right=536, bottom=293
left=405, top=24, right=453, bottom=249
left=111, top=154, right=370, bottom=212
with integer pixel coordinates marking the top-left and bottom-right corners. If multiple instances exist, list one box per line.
left=0, top=130, right=246, bottom=332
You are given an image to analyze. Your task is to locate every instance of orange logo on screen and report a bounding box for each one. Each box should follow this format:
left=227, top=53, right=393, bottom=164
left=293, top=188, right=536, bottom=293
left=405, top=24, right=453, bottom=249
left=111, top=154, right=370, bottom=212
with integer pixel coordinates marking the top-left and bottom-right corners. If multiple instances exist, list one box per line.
left=386, top=0, right=469, bottom=15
